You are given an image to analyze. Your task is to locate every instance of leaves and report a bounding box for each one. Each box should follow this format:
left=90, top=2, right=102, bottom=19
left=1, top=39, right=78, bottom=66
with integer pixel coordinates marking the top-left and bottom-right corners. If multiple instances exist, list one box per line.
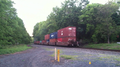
left=0, top=0, right=31, bottom=46
left=33, top=0, right=89, bottom=41
left=79, top=2, right=119, bottom=43
left=33, top=0, right=120, bottom=43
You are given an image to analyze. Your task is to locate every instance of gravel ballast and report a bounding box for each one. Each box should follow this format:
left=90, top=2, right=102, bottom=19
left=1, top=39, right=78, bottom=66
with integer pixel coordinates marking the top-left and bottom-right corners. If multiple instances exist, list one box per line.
left=0, top=44, right=120, bottom=67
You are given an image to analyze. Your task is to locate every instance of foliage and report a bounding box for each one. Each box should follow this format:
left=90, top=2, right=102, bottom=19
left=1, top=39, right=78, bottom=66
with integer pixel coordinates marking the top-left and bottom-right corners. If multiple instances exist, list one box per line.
left=0, top=0, right=31, bottom=47
left=61, top=55, right=78, bottom=59
left=0, top=45, right=31, bottom=55
left=33, top=0, right=120, bottom=44
left=83, top=43, right=120, bottom=50
left=79, top=2, right=119, bottom=43
left=33, top=0, right=89, bottom=41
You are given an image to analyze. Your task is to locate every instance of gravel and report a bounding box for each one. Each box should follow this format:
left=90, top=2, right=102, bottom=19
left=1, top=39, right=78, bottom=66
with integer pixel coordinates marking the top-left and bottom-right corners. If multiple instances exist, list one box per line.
left=0, top=44, right=120, bottom=67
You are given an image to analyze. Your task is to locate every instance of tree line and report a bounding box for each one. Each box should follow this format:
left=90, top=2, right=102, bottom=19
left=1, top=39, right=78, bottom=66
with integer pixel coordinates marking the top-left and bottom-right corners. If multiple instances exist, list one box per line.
left=33, top=0, right=120, bottom=44
left=0, top=0, right=31, bottom=47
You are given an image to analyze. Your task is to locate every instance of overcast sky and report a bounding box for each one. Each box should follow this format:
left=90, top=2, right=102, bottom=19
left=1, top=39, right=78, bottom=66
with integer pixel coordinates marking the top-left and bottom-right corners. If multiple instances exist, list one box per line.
left=11, top=0, right=109, bottom=36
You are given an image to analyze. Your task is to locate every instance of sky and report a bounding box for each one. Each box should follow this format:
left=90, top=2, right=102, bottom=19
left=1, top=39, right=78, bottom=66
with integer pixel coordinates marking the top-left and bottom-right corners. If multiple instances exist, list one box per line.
left=11, top=0, right=109, bottom=36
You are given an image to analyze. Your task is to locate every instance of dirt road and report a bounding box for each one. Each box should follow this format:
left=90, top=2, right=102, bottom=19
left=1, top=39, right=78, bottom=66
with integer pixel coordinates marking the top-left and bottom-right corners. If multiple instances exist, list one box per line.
left=0, top=44, right=120, bottom=67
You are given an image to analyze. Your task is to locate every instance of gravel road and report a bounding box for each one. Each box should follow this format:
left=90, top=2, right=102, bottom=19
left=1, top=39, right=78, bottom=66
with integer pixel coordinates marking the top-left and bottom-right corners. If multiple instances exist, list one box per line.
left=0, top=44, right=120, bottom=67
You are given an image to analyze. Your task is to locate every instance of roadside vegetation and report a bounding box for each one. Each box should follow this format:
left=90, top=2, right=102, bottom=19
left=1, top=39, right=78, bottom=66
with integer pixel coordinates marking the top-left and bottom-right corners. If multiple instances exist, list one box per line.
left=61, top=55, right=78, bottom=60
left=83, top=43, right=120, bottom=50
left=0, top=0, right=32, bottom=55
left=0, top=0, right=31, bottom=46
left=0, top=44, right=32, bottom=55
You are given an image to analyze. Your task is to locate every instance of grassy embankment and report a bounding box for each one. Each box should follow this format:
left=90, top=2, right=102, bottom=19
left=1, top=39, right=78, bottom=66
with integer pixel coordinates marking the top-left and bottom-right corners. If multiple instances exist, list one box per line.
left=0, top=44, right=32, bottom=55
left=83, top=43, right=120, bottom=50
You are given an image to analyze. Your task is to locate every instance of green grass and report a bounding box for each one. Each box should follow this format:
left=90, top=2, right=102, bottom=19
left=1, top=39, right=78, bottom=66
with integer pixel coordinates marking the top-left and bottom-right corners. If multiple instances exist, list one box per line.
left=0, top=45, right=32, bottom=55
left=50, top=50, right=78, bottom=60
left=116, top=64, right=120, bottom=66
left=115, top=57, right=120, bottom=61
left=44, top=48, right=52, bottom=51
left=50, top=54, right=78, bottom=60
left=99, top=56, right=112, bottom=59
left=98, top=54, right=120, bottom=62
left=83, top=43, right=120, bottom=50
left=61, top=55, right=78, bottom=59
left=50, top=53, right=55, bottom=57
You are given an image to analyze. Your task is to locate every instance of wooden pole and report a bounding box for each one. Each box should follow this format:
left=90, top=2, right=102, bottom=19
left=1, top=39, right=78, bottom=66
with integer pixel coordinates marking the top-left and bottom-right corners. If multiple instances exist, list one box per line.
left=55, top=48, right=56, bottom=60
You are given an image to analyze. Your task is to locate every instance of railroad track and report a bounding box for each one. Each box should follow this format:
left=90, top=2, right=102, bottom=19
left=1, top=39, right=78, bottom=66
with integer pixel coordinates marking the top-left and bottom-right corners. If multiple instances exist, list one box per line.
left=35, top=44, right=120, bottom=52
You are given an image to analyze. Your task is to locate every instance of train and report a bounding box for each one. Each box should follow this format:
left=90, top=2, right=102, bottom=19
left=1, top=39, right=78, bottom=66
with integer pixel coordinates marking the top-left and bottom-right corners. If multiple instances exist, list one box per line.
left=34, top=26, right=86, bottom=47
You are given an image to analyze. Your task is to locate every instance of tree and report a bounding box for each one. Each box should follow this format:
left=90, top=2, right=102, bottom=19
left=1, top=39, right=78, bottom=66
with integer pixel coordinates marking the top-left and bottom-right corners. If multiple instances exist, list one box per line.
left=79, top=2, right=119, bottom=43
left=79, top=3, right=103, bottom=43
left=96, top=2, right=119, bottom=43
left=0, top=0, right=31, bottom=46
left=33, top=0, right=90, bottom=41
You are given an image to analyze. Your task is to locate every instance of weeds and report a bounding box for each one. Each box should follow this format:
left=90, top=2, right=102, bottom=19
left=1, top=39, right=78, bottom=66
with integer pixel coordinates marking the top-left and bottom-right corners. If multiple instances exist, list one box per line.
left=61, top=55, right=78, bottom=59
left=84, top=43, right=120, bottom=50
left=0, top=45, right=31, bottom=55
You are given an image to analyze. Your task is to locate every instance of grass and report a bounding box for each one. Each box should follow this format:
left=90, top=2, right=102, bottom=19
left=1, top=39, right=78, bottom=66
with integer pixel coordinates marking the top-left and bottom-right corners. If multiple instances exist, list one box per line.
left=97, top=57, right=103, bottom=60
left=50, top=53, right=55, bottom=57
left=116, top=64, right=120, bottom=66
left=61, top=55, right=78, bottom=59
left=0, top=45, right=32, bottom=55
left=44, top=48, right=52, bottom=51
left=99, top=56, right=112, bottom=59
left=115, top=57, right=120, bottom=61
left=50, top=49, right=77, bottom=60
left=97, top=54, right=120, bottom=62
left=83, top=43, right=120, bottom=50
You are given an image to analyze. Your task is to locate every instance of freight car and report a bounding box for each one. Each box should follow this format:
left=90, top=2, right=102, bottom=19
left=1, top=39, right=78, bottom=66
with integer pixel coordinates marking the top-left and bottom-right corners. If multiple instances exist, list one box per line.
left=34, top=41, right=40, bottom=44
left=34, top=25, right=86, bottom=47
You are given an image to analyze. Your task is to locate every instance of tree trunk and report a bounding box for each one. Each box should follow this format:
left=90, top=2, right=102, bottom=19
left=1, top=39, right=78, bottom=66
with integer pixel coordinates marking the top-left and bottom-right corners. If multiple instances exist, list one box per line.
left=108, top=35, right=110, bottom=44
